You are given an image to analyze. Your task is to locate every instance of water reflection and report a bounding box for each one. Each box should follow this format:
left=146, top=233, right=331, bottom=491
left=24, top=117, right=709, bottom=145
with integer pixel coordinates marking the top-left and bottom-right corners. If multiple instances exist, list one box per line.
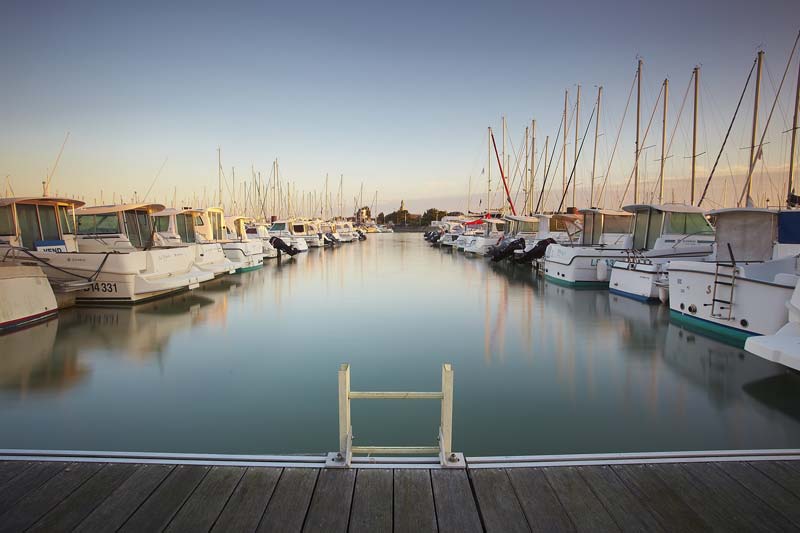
left=0, top=234, right=797, bottom=455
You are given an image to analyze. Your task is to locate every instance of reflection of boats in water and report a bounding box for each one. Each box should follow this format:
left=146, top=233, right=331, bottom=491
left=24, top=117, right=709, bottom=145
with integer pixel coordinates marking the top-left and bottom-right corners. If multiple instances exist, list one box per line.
left=0, top=319, right=89, bottom=394
left=742, top=373, right=800, bottom=423
left=55, top=292, right=216, bottom=360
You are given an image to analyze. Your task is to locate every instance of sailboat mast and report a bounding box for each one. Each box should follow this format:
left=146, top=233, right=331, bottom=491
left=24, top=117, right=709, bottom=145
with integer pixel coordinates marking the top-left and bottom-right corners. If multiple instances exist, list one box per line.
left=574, top=85, right=580, bottom=209
left=217, top=147, right=222, bottom=210
left=747, top=50, right=764, bottom=204
left=524, top=125, right=529, bottom=214
left=563, top=90, right=568, bottom=206
left=691, top=67, right=699, bottom=205
left=543, top=135, right=549, bottom=210
left=634, top=59, right=642, bottom=204
left=487, top=126, right=491, bottom=213
left=530, top=119, right=536, bottom=215
left=467, top=176, right=472, bottom=214
left=502, top=115, right=506, bottom=205
left=659, top=78, right=669, bottom=204
left=788, top=54, right=800, bottom=205
left=591, top=86, right=602, bottom=208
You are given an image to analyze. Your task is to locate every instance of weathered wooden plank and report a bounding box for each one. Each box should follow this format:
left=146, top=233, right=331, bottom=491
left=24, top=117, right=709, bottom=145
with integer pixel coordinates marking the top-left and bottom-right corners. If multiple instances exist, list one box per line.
left=612, top=464, right=707, bottom=531
left=543, top=466, right=619, bottom=532
left=118, top=464, right=209, bottom=533
left=302, top=468, right=356, bottom=533
left=212, top=467, right=282, bottom=533
left=506, top=468, right=574, bottom=533
left=430, top=468, right=482, bottom=533
left=74, top=464, right=174, bottom=533
left=165, top=466, right=245, bottom=532
left=0, top=461, right=32, bottom=488
left=28, top=463, right=138, bottom=532
left=751, top=461, right=800, bottom=499
left=0, top=461, right=67, bottom=515
left=470, top=469, right=530, bottom=533
left=349, top=469, right=392, bottom=533
left=393, top=469, right=436, bottom=533
left=0, top=462, right=103, bottom=533
left=717, top=462, right=800, bottom=527
left=577, top=465, right=663, bottom=532
left=681, top=462, right=795, bottom=531
left=258, top=468, right=318, bottom=533
left=649, top=462, right=749, bottom=531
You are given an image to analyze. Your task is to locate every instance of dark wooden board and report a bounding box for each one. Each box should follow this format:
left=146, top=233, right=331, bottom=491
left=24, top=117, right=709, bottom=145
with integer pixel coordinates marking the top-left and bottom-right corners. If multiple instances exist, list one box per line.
left=716, top=462, right=800, bottom=527
left=506, top=467, right=574, bottom=533
left=165, top=465, right=245, bottom=532
left=258, top=467, right=318, bottom=533
left=302, top=468, right=356, bottom=533
left=118, top=464, right=209, bottom=533
left=74, top=464, right=175, bottom=533
left=0, top=462, right=32, bottom=488
left=751, top=461, right=800, bottom=498
left=577, top=465, right=663, bottom=532
left=612, top=464, right=707, bottom=531
left=543, top=466, right=619, bottom=532
left=0, top=461, right=67, bottom=515
left=430, top=468, right=483, bottom=533
left=0, top=461, right=102, bottom=533
left=393, top=469, right=437, bottom=533
left=470, top=468, right=530, bottom=533
left=348, top=469, right=392, bottom=533
left=212, top=467, right=282, bottom=533
left=28, top=462, right=137, bottom=532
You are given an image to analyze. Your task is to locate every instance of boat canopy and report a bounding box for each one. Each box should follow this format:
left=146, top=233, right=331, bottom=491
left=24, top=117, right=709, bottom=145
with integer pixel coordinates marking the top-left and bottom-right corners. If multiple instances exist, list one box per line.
left=0, top=197, right=85, bottom=209
left=628, top=203, right=713, bottom=250
left=707, top=208, right=779, bottom=262
left=622, top=203, right=705, bottom=214
left=581, top=209, right=632, bottom=245
left=152, top=207, right=204, bottom=217
left=77, top=203, right=165, bottom=215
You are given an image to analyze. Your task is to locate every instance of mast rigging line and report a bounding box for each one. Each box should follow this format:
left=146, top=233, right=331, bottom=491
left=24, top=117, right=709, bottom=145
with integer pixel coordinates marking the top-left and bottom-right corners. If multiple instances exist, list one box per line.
left=490, top=128, right=517, bottom=215
left=698, top=58, right=758, bottom=206
left=534, top=116, right=565, bottom=213
left=556, top=103, right=597, bottom=213
left=142, top=157, right=169, bottom=203
left=619, top=82, right=665, bottom=209
left=597, top=70, right=637, bottom=207
left=739, top=30, right=800, bottom=206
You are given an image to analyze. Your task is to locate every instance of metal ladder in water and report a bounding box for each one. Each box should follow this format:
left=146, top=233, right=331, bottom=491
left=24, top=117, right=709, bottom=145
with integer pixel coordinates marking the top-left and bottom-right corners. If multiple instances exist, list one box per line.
left=709, top=244, right=738, bottom=320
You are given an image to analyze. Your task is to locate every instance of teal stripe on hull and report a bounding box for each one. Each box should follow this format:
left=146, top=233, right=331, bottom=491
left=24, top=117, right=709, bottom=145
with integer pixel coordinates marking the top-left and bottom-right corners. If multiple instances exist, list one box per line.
left=544, top=274, right=609, bottom=289
left=235, top=263, right=264, bottom=273
left=669, top=310, right=752, bottom=348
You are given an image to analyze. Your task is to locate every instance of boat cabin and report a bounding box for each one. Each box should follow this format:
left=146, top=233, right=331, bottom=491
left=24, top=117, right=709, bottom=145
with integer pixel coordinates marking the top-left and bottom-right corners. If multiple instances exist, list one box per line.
left=75, top=203, right=165, bottom=252
left=152, top=208, right=199, bottom=246
left=0, top=197, right=85, bottom=252
left=579, top=208, right=633, bottom=247
left=194, top=207, right=227, bottom=242
left=707, top=208, right=800, bottom=262
left=624, top=203, right=714, bottom=251
left=225, top=216, right=255, bottom=241
left=504, top=215, right=539, bottom=239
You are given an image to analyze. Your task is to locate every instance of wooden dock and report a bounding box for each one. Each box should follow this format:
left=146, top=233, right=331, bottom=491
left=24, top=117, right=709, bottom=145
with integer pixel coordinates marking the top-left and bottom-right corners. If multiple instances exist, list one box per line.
left=1, top=457, right=800, bottom=532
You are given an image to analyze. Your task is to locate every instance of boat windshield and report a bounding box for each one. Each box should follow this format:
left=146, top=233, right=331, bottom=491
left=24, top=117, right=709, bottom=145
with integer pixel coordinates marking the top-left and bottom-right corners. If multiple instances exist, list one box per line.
left=77, top=213, right=121, bottom=235
left=664, top=212, right=713, bottom=235
left=177, top=213, right=195, bottom=243
left=292, top=223, right=306, bottom=234
left=58, top=206, right=75, bottom=234
left=154, top=216, right=170, bottom=232
left=0, top=206, right=14, bottom=236
left=270, top=222, right=286, bottom=232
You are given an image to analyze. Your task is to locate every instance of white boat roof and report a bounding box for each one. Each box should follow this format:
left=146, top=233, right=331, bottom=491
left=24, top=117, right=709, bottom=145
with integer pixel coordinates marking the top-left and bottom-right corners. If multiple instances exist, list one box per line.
left=0, top=196, right=85, bottom=208
left=622, top=203, right=705, bottom=214
left=225, top=215, right=254, bottom=224
left=77, top=203, right=165, bottom=215
left=504, top=215, right=541, bottom=222
left=579, top=208, right=631, bottom=216
left=152, top=207, right=203, bottom=217
left=706, top=207, right=779, bottom=216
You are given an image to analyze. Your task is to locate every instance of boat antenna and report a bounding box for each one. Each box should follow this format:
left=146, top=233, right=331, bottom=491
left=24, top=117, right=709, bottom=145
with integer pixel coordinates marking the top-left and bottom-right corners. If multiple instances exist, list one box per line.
left=142, top=156, right=169, bottom=203
left=44, top=131, right=70, bottom=196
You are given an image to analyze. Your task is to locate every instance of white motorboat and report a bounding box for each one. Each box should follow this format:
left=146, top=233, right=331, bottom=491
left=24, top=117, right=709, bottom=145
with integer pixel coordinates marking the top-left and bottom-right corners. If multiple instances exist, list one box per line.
left=745, top=275, right=800, bottom=372
left=464, top=219, right=505, bottom=255
left=268, top=220, right=310, bottom=251
left=608, top=204, right=715, bottom=302
left=153, top=207, right=237, bottom=276
left=334, top=221, right=358, bottom=243
left=194, top=207, right=264, bottom=272
left=244, top=223, right=279, bottom=258
left=669, top=208, right=800, bottom=343
left=0, top=265, right=58, bottom=331
left=1, top=198, right=212, bottom=304
left=543, top=209, right=633, bottom=287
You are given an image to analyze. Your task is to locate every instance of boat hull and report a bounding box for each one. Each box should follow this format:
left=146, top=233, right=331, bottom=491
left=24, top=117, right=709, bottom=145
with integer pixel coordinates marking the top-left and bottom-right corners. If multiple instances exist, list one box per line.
left=0, top=266, right=58, bottom=331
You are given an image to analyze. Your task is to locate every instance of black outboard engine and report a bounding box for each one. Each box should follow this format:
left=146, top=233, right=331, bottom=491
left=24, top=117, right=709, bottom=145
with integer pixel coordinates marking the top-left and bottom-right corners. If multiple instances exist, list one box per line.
left=514, top=238, right=556, bottom=264
left=489, top=237, right=526, bottom=262
left=356, top=229, right=367, bottom=240
left=269, top=236, right=300, bottom=256
left=424, top=231, right=434, bottom=241
left=324, top=232, right=340, bottom=245
left=430, top=232, right=442, bottom=244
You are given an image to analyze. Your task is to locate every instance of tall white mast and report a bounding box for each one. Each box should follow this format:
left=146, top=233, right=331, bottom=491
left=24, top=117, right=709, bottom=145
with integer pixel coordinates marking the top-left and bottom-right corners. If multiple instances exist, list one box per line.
left=591, top=86, right=602, bottom=208
left=747, top=50, right=764, bottom=205
left=530, top=119, right=536, bottom=215
left=789, top=52, right=800, bottom=205
left=217, top=147, right=222, bottom=210
left=574, top=84, right=580, bottom=209
left=487, top=126, right=491, bottom=213
left=634, top=59, right=642, bottom=204
left=691, top=67, right=699, bottom=205
left=563, top=89, right=568, bottom=205
left=658, top=78, right=669, bottom=204
left=524, top=125, right=529, bottom=214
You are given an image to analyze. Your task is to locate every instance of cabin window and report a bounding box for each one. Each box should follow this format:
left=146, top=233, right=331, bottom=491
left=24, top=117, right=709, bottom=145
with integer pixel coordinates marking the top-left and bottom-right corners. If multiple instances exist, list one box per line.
left=39, top=205, right=60, bottom=242
left=632, top=209, right=649, bottom=249
left=270, top=222, right=286, bottom=232
left=194, top=216, right=204, bottom=226
left=177, top=214, right=195, bottom=243
left=665, top=213, right=712, bottom=235
left=58, top=206, right=75, bottom=234
left=137, top=211, right=152, bottom=242
left=0, top=205, right=14, bottom=236
left=646, top=211, right=664, bottom=249
left=293, top=224, right=305, bottom=233
left=603, top=215, right=632, bottom=235
left=154, top=217, right=170, bottom=232
left=518, top=221, right=538, bottom=233
left=124, top=211, right=142, bottom=247
left=209, top=212, right=224, bottom=241
left=77, top=214, right=121, bottom=235
left=582, top=214, right=595, bottom=245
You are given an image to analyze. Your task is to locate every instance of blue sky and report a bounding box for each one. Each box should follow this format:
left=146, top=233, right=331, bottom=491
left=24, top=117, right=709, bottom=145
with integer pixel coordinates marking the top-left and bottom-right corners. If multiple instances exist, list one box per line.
left=1, top=0, right=798, bottom=214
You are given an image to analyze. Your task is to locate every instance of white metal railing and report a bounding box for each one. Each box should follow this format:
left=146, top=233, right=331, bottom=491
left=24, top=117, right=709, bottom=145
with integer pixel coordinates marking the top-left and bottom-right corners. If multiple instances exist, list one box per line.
left=326, top=363, right=464, bottom=468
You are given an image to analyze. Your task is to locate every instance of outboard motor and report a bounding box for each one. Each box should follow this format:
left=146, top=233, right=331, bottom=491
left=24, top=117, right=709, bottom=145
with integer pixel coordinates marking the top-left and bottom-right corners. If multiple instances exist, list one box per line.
left=489, top=237, right=526, bottom=262
left=324, top=232, right=340, bottom=245
left=424, top=231, right=434, bottom=241
left=356, top=229, right=367, bottom=240
left=514, top=238, right=556, bottom=264
left=269, top=236, right=300, bottom=256
left=430, top=232, right=442, bottom=244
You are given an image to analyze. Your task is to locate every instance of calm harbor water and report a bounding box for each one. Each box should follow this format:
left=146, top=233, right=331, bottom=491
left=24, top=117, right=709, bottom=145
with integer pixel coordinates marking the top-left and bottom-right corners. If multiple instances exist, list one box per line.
left=1, top=233, right=799, bottom=456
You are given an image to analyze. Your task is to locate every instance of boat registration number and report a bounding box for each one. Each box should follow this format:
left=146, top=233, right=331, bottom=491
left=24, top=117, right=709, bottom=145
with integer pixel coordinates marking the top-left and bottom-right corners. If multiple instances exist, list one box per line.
left=85, top=282, right=119, bottom=293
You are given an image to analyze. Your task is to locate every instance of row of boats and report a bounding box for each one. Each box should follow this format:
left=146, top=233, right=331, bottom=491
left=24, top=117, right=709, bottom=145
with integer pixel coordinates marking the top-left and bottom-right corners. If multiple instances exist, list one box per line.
left=426, top=204, right=800, bottom=371
left=0, top=196, right=373, bottom=329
